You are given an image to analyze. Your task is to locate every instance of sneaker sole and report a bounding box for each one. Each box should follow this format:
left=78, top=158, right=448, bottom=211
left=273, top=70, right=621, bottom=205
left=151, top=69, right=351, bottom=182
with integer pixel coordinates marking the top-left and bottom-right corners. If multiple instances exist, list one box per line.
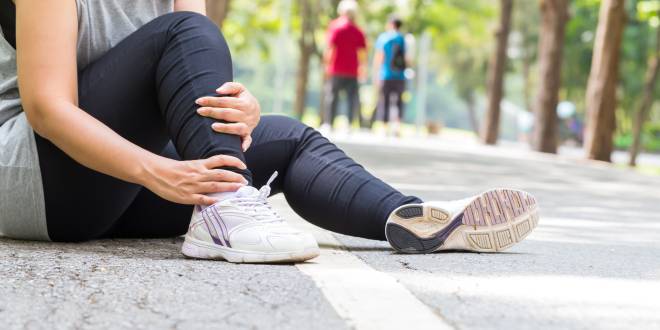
left=385, top=189, right=539, bottom=253
left=181, top=236, right=320, bottom=263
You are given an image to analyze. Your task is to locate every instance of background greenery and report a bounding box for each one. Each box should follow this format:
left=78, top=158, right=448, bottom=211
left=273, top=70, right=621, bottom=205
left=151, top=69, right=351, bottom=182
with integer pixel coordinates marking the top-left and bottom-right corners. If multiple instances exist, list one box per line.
left=220, top=0, right=659, bottom=151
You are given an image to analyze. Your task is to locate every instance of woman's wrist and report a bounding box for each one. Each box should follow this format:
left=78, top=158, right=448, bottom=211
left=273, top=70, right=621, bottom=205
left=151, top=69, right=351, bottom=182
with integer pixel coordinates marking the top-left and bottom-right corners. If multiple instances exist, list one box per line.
left=132, top=152, right=163, bottom=187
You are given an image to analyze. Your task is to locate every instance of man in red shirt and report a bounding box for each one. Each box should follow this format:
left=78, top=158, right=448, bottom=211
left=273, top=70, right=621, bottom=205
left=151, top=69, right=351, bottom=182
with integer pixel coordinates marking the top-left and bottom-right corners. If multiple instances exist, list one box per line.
left=322, top=0, right=367, bottom=131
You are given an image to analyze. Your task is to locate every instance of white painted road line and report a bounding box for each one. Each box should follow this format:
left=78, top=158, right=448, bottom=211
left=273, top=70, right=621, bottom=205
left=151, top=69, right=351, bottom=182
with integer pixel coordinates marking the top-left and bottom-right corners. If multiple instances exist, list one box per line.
left=270, top=196, right=453, bottom=330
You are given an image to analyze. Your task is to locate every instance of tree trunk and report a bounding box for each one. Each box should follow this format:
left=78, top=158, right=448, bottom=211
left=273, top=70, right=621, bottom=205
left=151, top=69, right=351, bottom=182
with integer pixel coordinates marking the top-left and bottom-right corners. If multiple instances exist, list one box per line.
left=294, top=0, right=317, bottom=119
left=584, top=0, right=626, bottom=162
left=481, top=0, right=513, bottom=145
left=532, top=0, right=569, bottom=153
left=206, top=0, right=231, bottom=28
left=629, top=26, right=660, bottom=166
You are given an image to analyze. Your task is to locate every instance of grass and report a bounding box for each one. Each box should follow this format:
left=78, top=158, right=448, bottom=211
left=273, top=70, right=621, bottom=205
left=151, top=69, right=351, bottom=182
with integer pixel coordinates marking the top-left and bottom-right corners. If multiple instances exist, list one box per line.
left=616, top=163, right=660, bottom=176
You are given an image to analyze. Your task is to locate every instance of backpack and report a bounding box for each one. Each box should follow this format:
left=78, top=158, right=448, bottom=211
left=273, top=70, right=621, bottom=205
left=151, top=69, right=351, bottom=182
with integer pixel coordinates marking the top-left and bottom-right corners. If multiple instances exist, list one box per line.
left=390, top=41, right=406, bottom=72
left=0, top=0, right=16, bottom=48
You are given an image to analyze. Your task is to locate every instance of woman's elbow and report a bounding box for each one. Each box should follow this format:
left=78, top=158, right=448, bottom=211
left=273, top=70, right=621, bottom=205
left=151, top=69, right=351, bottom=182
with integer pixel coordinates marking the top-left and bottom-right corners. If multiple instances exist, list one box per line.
left=23, top=106, right=48, bottom=136
left=22, top=99, right=66, bottom=138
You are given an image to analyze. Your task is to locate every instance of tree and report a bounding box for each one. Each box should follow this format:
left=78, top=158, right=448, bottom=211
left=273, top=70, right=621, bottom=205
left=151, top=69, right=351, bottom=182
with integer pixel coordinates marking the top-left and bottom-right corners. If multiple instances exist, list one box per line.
left=399, top=0, right=495, bottom=135
left=481, top=0, right=513, bottom=145
left=584, top=0, right=627, bottom=162
left=532, top=0, right=570, bottom=153
left=206, top=0, right=231, bottom=28
left=629, top=24, right=660, bottom=166
left=293, top=0, right=319, bottom=119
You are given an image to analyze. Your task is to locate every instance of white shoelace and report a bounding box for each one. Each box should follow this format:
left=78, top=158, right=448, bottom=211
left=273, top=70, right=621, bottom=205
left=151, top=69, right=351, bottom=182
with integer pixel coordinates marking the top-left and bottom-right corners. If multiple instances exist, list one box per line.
left=230, top=172, right=283, bottom=223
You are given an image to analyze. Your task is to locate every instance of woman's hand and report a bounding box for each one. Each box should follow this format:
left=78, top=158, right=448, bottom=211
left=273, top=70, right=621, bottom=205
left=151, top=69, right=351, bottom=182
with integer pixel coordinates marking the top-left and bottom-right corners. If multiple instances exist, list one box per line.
left=142, top=154, right=248, bottom=206
left=195, top=82, right=261, bottom=152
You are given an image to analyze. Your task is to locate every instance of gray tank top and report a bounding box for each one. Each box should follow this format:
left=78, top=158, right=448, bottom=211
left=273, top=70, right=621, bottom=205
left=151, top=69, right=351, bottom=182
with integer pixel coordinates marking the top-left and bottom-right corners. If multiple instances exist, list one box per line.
left=0, top=0, right=173, bottom=240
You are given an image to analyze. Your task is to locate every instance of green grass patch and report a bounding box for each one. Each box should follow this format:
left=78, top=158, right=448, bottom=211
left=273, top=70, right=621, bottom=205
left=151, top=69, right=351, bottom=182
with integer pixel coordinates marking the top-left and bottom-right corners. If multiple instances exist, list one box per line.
left=615, top=163, right=660, bottom=176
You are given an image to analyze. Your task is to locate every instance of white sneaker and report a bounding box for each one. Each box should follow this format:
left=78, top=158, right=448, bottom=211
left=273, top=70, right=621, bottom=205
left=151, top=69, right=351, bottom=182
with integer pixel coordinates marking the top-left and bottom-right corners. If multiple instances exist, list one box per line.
left=181, top=173, right=320, bottom=263
left=385, top=189, right=539, bottom=253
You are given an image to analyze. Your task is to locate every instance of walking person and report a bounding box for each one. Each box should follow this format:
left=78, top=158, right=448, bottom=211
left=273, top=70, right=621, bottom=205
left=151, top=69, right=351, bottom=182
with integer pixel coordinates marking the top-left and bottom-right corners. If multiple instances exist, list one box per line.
left=372, top=17, right=408, bottom=136
left=320, top=0, right=367, bottom=132
left=0, top=0, right=539, bottom=263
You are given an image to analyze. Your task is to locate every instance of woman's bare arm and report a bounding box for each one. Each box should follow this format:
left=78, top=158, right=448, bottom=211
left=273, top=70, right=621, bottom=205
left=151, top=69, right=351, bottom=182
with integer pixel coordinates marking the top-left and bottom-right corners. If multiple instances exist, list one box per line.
left=15, top=0, right=245, bottom=205
left=174, top=0, right=206, bottom=14
left=16, top=0, right=153, bottom=184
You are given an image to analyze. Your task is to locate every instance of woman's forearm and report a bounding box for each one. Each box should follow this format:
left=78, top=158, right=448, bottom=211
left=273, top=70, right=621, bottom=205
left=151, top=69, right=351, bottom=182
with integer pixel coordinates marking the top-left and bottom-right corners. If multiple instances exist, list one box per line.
left=31, top=100, right=159, bottom=186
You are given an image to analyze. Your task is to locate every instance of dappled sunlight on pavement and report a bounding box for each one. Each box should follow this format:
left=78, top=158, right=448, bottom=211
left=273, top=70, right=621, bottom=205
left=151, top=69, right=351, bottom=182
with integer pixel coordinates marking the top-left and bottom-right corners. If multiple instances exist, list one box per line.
left=2, top=133, right=659, bottom=329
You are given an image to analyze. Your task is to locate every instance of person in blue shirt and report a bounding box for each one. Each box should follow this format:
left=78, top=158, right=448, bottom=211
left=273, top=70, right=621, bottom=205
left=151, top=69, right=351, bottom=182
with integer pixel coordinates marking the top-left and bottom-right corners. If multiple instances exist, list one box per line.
left=372, top=16, right=407, bottom=134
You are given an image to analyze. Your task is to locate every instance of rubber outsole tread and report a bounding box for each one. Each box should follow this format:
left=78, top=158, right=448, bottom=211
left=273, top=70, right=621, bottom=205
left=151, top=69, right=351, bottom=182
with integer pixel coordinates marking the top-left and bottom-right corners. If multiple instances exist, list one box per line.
left=396, top=206, right=423, bottom=219
left=386, top=214, right=464, bottom=254
left=385, top=223, right=442, bottom=254
left=386, top=189, right=539, bottom=253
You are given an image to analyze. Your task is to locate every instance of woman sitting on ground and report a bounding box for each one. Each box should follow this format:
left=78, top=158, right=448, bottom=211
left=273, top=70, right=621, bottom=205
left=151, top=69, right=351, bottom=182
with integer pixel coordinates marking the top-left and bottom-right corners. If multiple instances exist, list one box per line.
left=0, top=0, right=539, bottom=263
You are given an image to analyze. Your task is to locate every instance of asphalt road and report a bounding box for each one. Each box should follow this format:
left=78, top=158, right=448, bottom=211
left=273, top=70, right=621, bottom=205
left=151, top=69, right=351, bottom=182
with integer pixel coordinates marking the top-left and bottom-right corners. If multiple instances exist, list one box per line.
left=2, top=135, right=659, bottom=330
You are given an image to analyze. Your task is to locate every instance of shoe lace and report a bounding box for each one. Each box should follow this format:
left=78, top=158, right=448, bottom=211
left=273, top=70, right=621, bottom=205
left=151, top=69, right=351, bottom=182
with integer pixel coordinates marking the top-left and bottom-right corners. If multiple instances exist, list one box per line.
left=231, top=172, right=283, bottom=222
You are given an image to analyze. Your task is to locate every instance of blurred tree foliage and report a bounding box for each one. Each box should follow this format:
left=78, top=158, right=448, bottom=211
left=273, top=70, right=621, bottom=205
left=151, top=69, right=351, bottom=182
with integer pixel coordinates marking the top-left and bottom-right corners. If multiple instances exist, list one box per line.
left=219, top=0, right=659, bottom=151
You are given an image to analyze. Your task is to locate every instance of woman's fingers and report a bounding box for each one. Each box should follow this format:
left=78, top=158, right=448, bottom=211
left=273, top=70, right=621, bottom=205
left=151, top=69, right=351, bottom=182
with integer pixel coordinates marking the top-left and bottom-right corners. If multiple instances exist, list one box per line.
left=211, top=122, right=249, bottom=136
left=203, top=155, right=247, bottom=170
left=204, top=169, right=248, bottom=184
left=241, top=135, right=252, bottom=152
left=216, top=82, right=245, bottom=95
left=197, top=107, right=244, bottom=122
left=198, top=182, right=245, bottom=194
left=193, top=194, right=217, bottom=206
left=196, top=96, right=244, bottom=109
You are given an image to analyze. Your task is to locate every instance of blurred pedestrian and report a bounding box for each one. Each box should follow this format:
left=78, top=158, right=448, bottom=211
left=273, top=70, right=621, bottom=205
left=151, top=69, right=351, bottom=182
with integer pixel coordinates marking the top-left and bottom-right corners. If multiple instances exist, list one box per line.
left=372, top=16, right=407, bottom=136
left=321, top=0, right=367, bottom=132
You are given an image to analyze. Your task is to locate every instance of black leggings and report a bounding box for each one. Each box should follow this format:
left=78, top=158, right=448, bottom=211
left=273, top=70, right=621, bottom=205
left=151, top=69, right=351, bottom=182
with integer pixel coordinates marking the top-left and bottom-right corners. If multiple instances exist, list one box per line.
left=324, top=76, right=362, bottom=126
left=35, top=12, right=420, bottom=242
left=374, top=79, right=406, bottom=123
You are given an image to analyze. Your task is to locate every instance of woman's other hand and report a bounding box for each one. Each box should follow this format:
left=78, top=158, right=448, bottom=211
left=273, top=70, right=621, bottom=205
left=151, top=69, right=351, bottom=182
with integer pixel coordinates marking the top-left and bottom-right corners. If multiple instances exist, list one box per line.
left=195, top=82, right=260, bottom=152
left=142, top=155, right=248, bottom=206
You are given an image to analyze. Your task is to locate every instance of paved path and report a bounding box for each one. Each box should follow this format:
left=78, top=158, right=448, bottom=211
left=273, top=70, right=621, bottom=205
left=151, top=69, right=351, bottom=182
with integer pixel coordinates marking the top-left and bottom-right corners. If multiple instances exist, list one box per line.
left=2, top=135, right=659, bottom=329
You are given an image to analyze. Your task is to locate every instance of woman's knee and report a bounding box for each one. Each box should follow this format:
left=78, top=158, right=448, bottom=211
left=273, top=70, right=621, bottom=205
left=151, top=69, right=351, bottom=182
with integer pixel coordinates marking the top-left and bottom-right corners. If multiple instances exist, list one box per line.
left=152, top=12, right=230, bottom=55
left=155, top=11, right=214, bottom=28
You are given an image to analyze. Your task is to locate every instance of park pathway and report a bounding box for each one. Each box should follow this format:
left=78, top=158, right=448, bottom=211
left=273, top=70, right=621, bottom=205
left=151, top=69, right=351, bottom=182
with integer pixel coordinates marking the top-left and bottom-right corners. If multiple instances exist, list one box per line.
left=2, top=134, right=659, bottom=329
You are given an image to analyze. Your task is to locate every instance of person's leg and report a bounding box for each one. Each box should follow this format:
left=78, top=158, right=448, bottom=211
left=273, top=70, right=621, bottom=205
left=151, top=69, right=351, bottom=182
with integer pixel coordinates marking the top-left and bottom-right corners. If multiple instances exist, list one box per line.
left=38, top=12, right=246, bottom=242
left=111, top=115, right=420, bottom=241
left=393, top=80, right=405, bottom=122
left=378, top=81, right=392, bottom=123
left=345, top=77, right=361, bottom=127
left=108, top=115, right=541, bottom=252
left=324, top=76, right=341, bottom=126
left=246, top=115, right=421, bottom=240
